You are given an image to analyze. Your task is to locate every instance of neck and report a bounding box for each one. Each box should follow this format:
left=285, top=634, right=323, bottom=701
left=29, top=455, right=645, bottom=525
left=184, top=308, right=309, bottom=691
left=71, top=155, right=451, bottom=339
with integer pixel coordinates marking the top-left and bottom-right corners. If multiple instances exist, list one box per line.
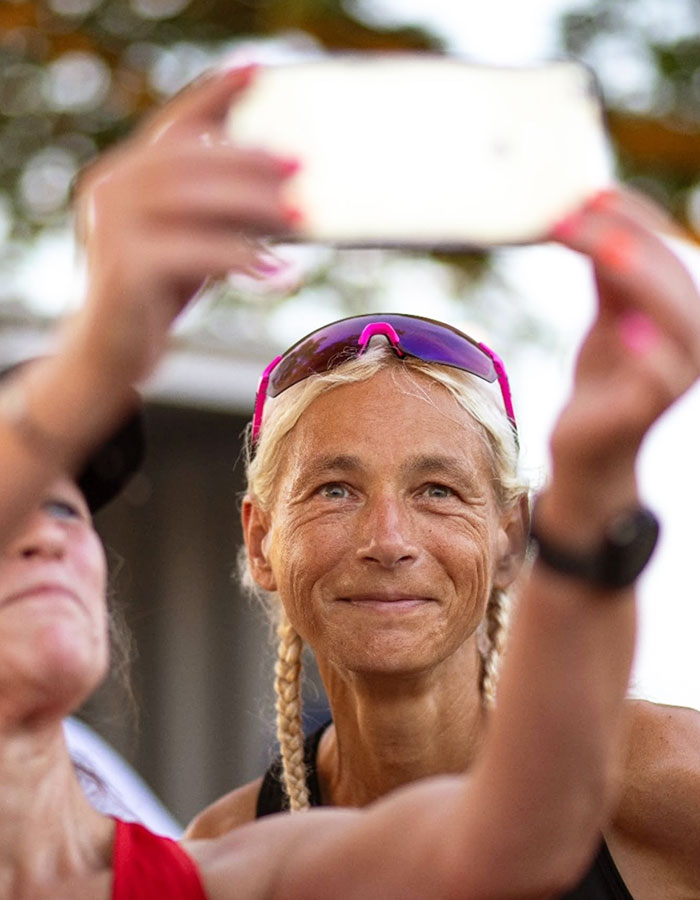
left=0, top=714, right=114, bottom=898
left=316, top=639, right=488, bottom=807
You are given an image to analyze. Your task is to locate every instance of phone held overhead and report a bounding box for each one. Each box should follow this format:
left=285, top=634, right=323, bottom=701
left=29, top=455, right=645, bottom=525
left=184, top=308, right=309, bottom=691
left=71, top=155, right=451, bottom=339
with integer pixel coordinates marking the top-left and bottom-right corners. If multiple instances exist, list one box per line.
left=226, top=55, right=613, bottom=249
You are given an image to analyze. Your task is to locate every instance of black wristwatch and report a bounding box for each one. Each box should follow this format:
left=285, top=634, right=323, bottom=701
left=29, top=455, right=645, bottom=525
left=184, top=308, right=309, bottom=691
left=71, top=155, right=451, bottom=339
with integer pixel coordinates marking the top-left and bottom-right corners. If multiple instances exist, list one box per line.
left=529, top=505, right=660, bottom=590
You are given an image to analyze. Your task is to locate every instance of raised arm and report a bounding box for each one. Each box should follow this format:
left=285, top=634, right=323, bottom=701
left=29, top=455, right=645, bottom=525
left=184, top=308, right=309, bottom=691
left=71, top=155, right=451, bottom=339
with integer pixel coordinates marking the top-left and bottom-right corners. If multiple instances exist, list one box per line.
left=191, top=189, right=700, bottom=900
left=0, top=66, right=295, bottom=545
left=458, top=189, right=700, bottom=894
left=470, top=189, right=698, bottom=860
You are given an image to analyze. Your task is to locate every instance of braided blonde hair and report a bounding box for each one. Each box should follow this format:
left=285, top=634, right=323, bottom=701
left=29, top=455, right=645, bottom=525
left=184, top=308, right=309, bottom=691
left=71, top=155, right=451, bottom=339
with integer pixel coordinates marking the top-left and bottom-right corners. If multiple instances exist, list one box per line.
left=273, top=611, right=310, bottom=811
left=241, top=347, right=527, bottom=810
left=479, top=588, right=511, bottom=709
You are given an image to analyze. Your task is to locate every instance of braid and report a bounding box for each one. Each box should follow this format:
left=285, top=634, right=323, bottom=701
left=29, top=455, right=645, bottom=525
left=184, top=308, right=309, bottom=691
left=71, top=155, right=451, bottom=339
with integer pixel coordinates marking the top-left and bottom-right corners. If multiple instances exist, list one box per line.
left=480, top=588, right=511, bottom=709
left=274, top=611, right=310, bottom=811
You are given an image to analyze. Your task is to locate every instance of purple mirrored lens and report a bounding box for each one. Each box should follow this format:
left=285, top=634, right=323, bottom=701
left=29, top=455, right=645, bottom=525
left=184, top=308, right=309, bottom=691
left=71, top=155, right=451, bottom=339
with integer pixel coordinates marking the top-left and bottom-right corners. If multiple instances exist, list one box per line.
left=268, top=314, right=496, bottom=397
left=389, top=320, right=496, bottom=383
left=267, top=320, right=365, bottom=398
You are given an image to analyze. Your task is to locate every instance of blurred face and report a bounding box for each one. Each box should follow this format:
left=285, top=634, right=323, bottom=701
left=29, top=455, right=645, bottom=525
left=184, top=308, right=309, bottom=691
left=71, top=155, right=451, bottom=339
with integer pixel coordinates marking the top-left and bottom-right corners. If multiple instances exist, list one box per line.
left=0, top=477, right=109, bottom=717
left=245, top=369, right=523, bottom=677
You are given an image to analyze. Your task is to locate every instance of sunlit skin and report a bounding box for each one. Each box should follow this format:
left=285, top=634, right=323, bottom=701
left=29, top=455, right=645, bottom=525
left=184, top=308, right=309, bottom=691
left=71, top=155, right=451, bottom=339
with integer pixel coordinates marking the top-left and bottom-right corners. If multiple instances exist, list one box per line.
left=0, top=478, right=109, bottom=725
left=244, top=368, right=526, bottom=805
left=249, top=369, right=521, bottom=676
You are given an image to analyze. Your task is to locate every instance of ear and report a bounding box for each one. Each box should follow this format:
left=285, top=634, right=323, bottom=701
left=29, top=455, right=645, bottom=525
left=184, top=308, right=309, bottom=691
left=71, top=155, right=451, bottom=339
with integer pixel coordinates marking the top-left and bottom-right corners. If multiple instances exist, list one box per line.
left=241, top=495, right=278, bottom=592
left=493, top=493, right=530, bottom=591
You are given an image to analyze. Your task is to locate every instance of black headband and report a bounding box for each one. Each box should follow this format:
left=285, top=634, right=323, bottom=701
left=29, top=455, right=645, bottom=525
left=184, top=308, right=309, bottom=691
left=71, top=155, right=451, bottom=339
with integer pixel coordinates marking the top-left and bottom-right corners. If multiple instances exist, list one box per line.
left=0, top=360, right=145, bottom=513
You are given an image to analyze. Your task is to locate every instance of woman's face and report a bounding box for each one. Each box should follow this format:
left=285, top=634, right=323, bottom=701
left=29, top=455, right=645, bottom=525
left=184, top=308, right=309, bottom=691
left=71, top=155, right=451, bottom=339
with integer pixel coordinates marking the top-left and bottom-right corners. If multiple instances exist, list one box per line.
left=0, top=477, right=109, bottom=717
left=245, top=369, right=524, bottom=677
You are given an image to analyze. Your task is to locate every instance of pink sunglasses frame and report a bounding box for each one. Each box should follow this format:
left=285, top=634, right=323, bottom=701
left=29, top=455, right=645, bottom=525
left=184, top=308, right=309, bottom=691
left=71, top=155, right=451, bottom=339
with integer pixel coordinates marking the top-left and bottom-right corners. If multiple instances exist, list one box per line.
left=252, top=318, right=516, bottom=446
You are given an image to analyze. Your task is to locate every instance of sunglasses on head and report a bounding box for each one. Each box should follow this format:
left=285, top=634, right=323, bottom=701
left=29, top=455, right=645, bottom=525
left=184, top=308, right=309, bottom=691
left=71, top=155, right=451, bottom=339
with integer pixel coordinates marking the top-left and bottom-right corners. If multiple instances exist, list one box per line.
left=252, top=313, right=517, bottom=445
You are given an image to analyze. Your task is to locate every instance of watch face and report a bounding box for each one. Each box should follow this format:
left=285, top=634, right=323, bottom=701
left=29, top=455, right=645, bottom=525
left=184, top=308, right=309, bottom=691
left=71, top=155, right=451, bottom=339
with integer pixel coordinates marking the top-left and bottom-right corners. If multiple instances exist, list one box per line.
left=530, top=505, right=660, bottom=590
left=602, top=508, right=660, bottom=589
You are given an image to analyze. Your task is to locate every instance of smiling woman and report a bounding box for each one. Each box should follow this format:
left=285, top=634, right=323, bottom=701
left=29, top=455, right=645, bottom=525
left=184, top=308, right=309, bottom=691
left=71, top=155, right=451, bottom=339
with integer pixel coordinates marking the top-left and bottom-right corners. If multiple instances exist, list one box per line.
left=249, top=362, right=518, bottom=682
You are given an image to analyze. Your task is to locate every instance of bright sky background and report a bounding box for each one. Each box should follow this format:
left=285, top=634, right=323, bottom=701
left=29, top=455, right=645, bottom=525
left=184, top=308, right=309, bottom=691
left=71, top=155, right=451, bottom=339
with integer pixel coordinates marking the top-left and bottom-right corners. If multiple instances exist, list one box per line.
left=365, top=0, right=576, bottom=63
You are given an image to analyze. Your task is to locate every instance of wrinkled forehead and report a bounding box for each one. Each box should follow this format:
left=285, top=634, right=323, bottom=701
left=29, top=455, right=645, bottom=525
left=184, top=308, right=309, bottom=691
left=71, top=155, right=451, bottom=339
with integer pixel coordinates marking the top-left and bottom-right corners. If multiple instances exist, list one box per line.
left=299, top=364, right=479, bottom=423
left=276, top=369, right=490, bottom=484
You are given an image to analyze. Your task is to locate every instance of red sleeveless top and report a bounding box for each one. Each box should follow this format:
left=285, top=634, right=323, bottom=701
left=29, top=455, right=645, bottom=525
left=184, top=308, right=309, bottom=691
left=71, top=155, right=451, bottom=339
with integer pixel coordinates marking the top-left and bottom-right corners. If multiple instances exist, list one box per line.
left=112, top=819, right=207, bottom=900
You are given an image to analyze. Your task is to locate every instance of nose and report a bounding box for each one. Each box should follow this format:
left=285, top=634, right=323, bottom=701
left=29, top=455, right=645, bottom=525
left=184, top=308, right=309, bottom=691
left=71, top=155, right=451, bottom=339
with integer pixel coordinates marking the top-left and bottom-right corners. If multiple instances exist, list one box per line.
left=10, top=511, right=68, bottom=561
left=356, top=493, right=419, bottom=569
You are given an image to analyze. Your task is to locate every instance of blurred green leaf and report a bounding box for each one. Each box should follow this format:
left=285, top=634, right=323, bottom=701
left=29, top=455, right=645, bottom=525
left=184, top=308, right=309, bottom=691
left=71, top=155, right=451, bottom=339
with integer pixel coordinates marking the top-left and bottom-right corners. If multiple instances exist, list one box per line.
left=558, top=0, right=700, bottom=232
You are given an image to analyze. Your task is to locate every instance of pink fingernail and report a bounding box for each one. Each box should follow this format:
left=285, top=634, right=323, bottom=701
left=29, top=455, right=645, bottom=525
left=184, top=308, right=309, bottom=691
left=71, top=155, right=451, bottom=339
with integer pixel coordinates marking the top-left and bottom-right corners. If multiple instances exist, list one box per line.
left=549, top=210, right=585, bottom=241
left=277, top=157, right=302, bottom=176
left=225, top=63, right=258, bottom=88
left=597, top=227, right=637, bottom=270
left=283, top=205, right=304, bottom=226
left=619, top=312, right=659, bottom=354
left=253, top=258, right=287, bottom=276
left=587, top=188, right=619, bottom=212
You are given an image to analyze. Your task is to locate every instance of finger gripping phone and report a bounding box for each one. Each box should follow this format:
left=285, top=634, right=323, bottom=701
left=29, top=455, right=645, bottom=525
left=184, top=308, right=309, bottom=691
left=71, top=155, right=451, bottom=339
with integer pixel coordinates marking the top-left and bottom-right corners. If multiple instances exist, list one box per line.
left=226, top=55, right=613, bottom=248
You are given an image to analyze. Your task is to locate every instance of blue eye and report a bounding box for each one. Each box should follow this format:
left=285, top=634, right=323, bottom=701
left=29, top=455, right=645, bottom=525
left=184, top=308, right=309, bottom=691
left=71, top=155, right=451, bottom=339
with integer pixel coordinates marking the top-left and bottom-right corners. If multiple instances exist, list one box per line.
left=424, top=484, right=453, bottom=499
left=319, top=483, right=349, bottom=499
left=43, top=499, right=81, bottom=520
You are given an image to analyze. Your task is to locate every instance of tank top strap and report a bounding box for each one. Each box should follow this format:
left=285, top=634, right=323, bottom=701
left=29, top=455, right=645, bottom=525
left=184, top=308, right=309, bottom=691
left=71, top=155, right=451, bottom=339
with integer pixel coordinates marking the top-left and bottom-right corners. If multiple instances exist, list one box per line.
left=558, top=838, right=635, bottom=899
left=256, top=720, right=332, bottom=817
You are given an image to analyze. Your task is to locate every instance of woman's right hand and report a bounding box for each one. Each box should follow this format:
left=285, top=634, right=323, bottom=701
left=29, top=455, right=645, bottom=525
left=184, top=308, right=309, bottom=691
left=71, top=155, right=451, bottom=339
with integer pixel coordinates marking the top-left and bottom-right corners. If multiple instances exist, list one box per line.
left=68, top=65, right=299, bottom=385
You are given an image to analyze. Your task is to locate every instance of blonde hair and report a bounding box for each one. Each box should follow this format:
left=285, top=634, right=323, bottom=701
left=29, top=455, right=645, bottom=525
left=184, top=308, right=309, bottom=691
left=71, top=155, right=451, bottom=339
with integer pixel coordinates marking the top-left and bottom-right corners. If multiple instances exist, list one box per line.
left=241, top=346, right=528, bottom=811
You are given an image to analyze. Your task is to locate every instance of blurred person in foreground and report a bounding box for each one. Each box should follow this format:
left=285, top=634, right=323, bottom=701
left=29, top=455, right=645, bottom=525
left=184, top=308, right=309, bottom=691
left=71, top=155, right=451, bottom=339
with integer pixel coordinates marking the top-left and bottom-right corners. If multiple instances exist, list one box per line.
left=1, top=359, right=181, bottom=837
left=0, top=64, right=697, bottom=898
left=64, top=716, right=182, bottom=837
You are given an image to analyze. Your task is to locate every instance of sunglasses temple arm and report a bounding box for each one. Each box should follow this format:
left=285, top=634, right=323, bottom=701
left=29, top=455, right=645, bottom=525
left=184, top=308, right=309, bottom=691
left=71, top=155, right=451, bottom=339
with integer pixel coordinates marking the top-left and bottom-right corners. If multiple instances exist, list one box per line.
left=252, top=355, right=282, bottom=444
left=477, top=342, right=517, bottom=431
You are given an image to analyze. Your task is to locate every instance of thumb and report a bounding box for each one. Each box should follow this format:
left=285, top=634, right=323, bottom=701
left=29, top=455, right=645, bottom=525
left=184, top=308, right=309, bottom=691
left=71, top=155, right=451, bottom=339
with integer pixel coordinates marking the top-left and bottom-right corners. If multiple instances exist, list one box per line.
left=148, top=64, right=257, bottom=141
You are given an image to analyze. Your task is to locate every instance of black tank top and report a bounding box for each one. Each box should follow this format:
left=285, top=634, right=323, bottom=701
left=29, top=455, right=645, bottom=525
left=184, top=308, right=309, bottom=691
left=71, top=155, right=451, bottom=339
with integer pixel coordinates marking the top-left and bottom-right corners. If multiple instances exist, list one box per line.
left=256, top=723, right=634, bottom=900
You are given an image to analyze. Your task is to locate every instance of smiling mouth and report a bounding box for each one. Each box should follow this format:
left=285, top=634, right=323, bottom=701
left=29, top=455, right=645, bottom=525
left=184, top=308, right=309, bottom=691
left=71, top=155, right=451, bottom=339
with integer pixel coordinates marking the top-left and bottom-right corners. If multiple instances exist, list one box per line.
left=339, top=595, right=434, bottom=610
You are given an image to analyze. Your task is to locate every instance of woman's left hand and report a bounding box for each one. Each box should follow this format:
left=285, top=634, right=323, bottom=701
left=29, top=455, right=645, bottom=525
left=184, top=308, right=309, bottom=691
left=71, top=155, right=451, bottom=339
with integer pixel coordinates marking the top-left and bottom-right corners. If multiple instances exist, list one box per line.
left=549, top=188, right=700, bottom=474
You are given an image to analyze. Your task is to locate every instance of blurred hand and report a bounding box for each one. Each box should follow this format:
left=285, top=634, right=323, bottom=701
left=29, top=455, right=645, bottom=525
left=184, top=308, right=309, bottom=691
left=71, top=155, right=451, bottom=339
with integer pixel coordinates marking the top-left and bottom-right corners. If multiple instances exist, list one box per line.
left=545, top=189, right=700, bottom=526
left=71, top=65, right=298, bottom=384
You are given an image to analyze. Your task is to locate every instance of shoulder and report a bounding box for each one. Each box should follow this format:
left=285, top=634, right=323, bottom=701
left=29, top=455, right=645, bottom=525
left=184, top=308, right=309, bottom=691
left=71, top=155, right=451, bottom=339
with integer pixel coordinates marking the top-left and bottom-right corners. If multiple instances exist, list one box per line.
left=618, top=698, right=700, bottom=806
left=609, top=699, right=700, bottom=867
left=185, top=776, right=264, bottom=840
left=628, top=696, right=700, bottom=745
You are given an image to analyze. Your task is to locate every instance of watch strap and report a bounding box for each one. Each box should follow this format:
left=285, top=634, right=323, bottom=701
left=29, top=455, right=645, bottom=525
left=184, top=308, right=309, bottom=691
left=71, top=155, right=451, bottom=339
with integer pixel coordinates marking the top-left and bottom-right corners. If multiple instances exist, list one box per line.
left=529, top=505, right=660, bottom=590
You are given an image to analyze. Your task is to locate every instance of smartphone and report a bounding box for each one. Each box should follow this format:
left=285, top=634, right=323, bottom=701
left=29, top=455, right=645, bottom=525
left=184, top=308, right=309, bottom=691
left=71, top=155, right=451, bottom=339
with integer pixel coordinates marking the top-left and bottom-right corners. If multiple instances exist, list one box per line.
left=226, top=55, right=613, bottom=248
